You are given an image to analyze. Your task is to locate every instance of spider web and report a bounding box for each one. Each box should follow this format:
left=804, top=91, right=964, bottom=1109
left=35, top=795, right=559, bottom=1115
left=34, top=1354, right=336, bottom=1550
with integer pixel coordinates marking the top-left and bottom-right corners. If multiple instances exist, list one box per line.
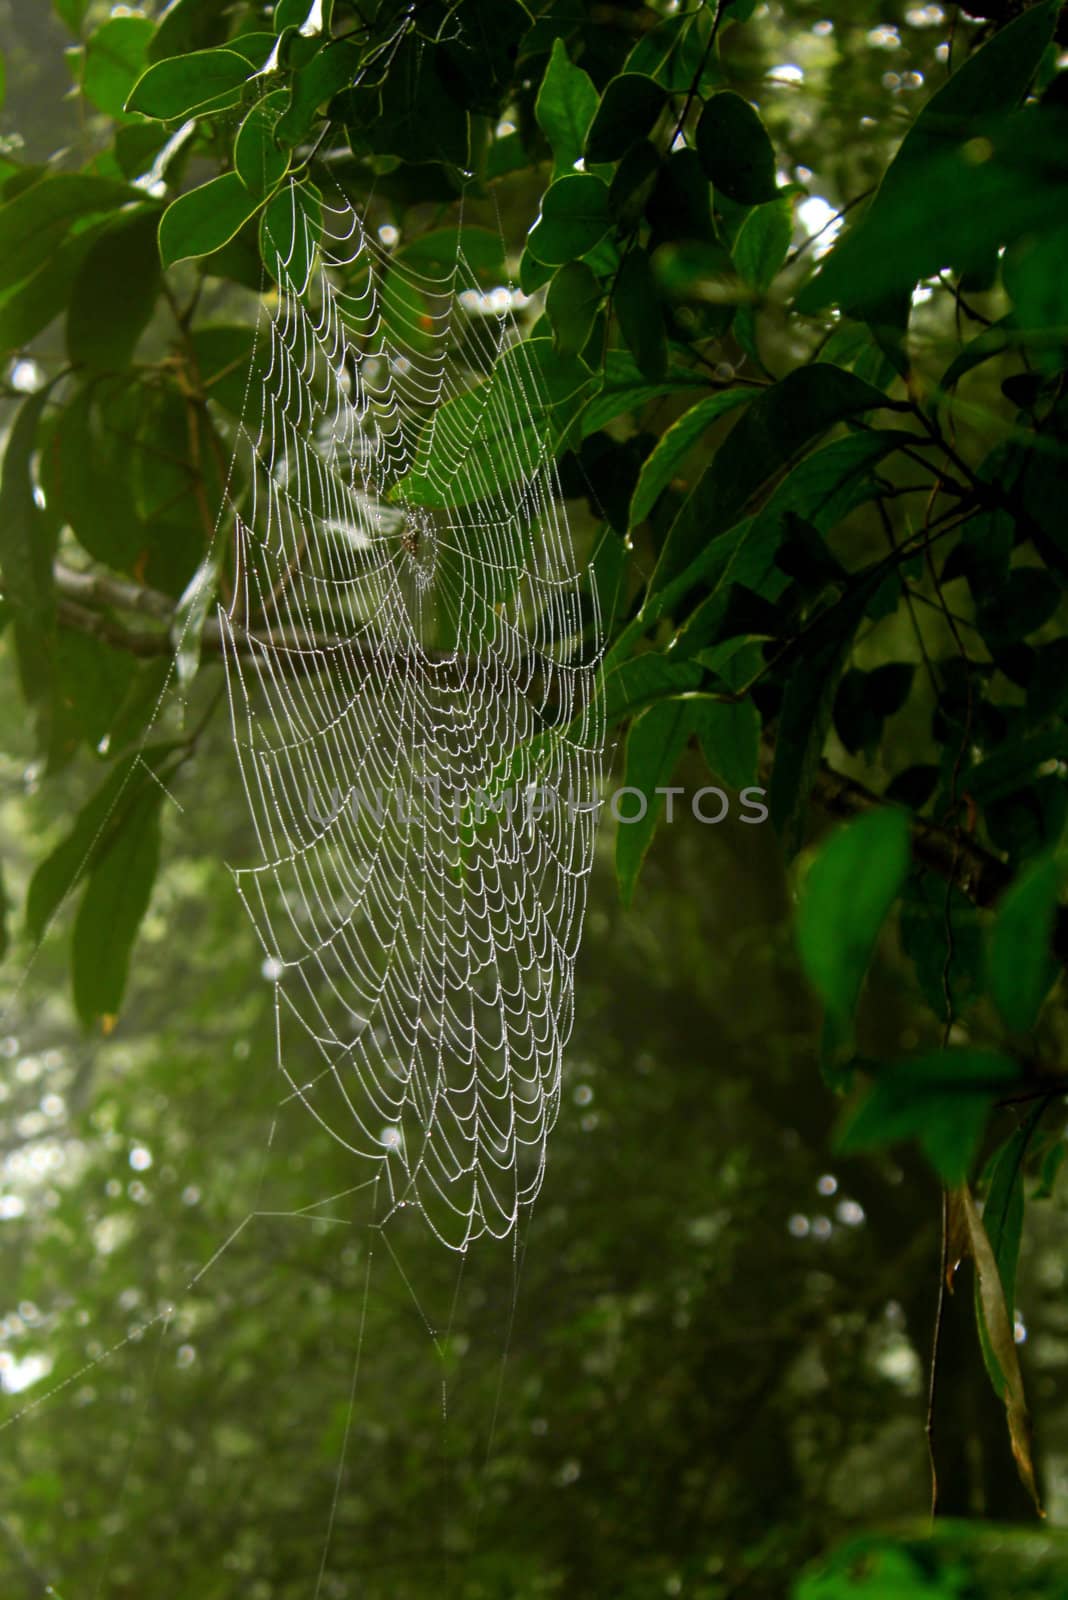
left=219, top=180, right=605, bottom=1250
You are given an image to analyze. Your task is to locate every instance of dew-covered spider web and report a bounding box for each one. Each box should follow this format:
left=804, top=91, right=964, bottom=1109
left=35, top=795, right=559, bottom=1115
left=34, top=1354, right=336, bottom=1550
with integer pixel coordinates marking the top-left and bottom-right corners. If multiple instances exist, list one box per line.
left=219, top=181, right=606, bottom=1251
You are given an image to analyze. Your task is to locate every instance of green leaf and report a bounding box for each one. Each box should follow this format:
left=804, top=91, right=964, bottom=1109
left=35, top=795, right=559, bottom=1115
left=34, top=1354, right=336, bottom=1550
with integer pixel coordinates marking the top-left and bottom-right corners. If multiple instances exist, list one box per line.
left=66, top=208, right=161, bottom=370
left=395, top=340, right=594, bottom=512
left=900, top=874, right=983, bottom=1021
left=798, top=3, right=1060, bottom=315
left=797, top=807, right=911, bottom=1046
left=0, top=172, right=136, bottom=296
left=125, top=46, right=254, bottom=121
left=147, top=0, right=229, bottom=63
left=72, top=789, right=163, bottom=1028
left=546, top=260, right=602, bottom=358
left=625, top=8, right=721, bottom=93
left=616, top=698, right=695, bottom=905
left=609, top=138, right=661, bottom=229
left=602, top=651, right=704, bottom=728
left=770, top=572, right=889, bottom=860
left=733, top=194, right=792, bottom=292
left=375, top=36, right=469, bottom=169
left=529, top=173, right=612, bottom=267
left=0, top=387, right=56, bottom=706
left=982, top=1107, right=1042, bottom=1331
left=0, top=224, right=107, bottom=354
left=53, top=0, right=89, bottom=35
left=989, top=853, right=1065, bottom=1032
left=585, top=73, right=667, bottom=165
left=628, top=388, right=751, bottom=526
left=234, top=92, right=291, bottom=197
left=613, top=246, right=667, bottom=382
left=159, top=172, right=265, bottom=268
left=275, top=38, right=361, bottom=146
left=692, top=693, right=759, bottom=791
left=696, top=92, right=778, bottom=206
left=82, top=15, right=155, bottom=118
left=397, top=226, right=505, bottom=284
left=536, top=37, right=599, bottom=179
left=649, top=365, right=891, bottom=597
left=581, top=349, right=709, bottom=438
left=25, top=745, right=179, bottom=945
left=259, top=179, right=322, bottom=290
left=837, top=1048, right=1019, bottom=1184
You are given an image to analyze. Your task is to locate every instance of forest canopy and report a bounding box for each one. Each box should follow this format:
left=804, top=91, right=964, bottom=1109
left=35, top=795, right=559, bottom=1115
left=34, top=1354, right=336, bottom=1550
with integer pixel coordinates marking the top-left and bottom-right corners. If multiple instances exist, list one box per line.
left=2, top=0, right=1068, bottom=1595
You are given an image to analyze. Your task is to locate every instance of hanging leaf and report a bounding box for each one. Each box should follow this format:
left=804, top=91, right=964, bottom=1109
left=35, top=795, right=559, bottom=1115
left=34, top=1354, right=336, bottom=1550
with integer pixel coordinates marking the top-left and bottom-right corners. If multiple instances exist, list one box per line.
left=66, top=207, right=161, bottom=370
left=585, top=74, right=667, bottom=165
left=26, top=745, right=181, bottom=945
left=159, top=172, right=266, bottom=268
left=628, top=388, right=751, bottom=527
left=615, top=697, right=695, bottom=905
left=838, top=1048, right=1019, bottom=1183
left=0, top=386, right=57, bottom=707
left=797, top=807, right=910, bottom=1050
left=733, top=194, right=793, bottom=292
left=536, top=37, right=599, bottom=178
left=949, top=1182, right=1043, bottom=1514
left=0, top=172, right=136, bottom=295
left=233, top=92, right=291, bottom=196
left=696, top=92, right=779, bottom=205
left=648, top=364, right=892, bottom=596
left=528, top=173, right=613, bottom=266
left=82, top=15, right=155, bottom=119
left=125, top=46, right=255, bottom=120
left=546, top=260, right=602, bottom=358
left=613, top=246, right=668, bottom=382
left=692, top=693, right=760, bottom=791
left=988, top=853, right=1065, bottom=1032
left=72, top=789, right=163, bottom=1028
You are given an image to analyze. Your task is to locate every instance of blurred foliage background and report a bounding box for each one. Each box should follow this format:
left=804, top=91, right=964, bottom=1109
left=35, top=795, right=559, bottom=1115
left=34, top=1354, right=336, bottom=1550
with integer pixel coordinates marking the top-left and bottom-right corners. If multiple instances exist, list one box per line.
left=3, top=0, right=1068, bottom=1596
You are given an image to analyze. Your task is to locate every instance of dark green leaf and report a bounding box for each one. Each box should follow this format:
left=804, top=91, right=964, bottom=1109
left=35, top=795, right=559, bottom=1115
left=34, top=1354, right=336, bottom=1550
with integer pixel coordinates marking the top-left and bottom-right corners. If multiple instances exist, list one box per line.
left=529, top=173, right=612, bottom=266
left=535, top=37, right=599, bottom=178
left=26, top=745, right=179, bottom=944
left=585, top=74, right=667, bottom=165
left=609, top=139, right=661, bottom=229
left=616, top=698, right=694, bottom=904
left=66, top=208, right=161, bottom=371
left=649, top=365, right=892, bottom=596
left=0, top=173, right=136, bottom=295
left=692, top=694, right=760, bottom=791
left=275, top=38, right=361, bottom=146
left=989, top=853, right=1064, bottom=1032
left=613, top=247, right=667, bottom=382
left=837, top=1049, right=1018, bottom=1183
left=733, top=194, right=792, bottom=292
left=375, top=37, right=469, bottom=169
left=900, top=873, right=984, bottom=1021
left=147, top=0, right=228, bottom=62
left=628, top=388, right=750, bottom=527
left=0, top=387, right=56, bottom=706
left=160, top=172, right=265, bottom=269
left=72, top=790, right=163, bottom=1028
left=797, top=807, right=910, bottom=1045
left=125, top=46, right=254, bottom=121
left=696, top=91, right=778, bottom=205
left=234, top=92, right=291, bottom=197
left=259, top=179, right=322, bottom=290
left=394, top=340, right=594, bottom=512
left=798, top=2, right=1060, bottom=315
left=546, top=260, right=602, bottom=358
left=82, top=15, right=155, bottom=118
